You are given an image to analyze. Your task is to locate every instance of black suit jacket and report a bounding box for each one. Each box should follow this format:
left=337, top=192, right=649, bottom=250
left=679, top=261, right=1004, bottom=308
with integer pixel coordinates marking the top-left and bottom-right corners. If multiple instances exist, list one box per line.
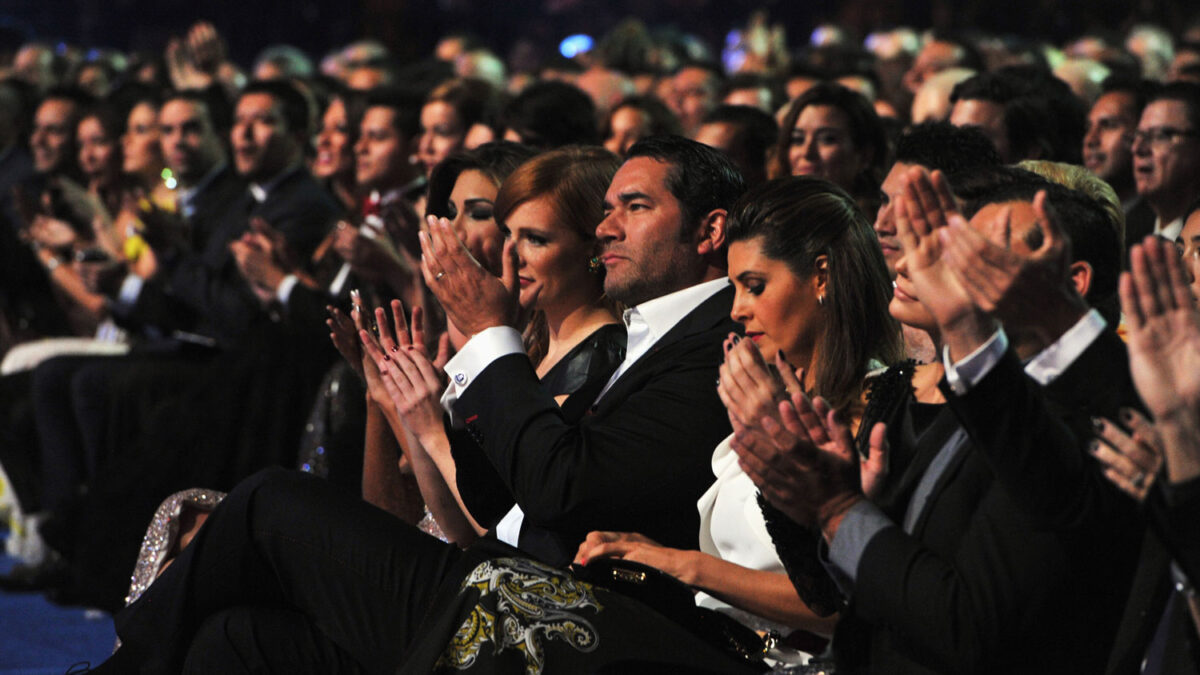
left=840, top=333, right=1141, bottom=674
left=1107, top=478, right=1200, bottom=674
left=452, top=285, right=737, bottom=565
left=132, top=167, right=338, bottom=346
left=1124, top=197, right=1157, bottom=268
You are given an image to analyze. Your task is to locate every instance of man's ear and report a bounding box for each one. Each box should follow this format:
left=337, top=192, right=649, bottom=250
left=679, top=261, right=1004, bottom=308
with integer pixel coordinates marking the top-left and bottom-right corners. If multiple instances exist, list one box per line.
left=1069, top=260, right=1092, bottom=298
left=695, top=208, right=728, bottom=257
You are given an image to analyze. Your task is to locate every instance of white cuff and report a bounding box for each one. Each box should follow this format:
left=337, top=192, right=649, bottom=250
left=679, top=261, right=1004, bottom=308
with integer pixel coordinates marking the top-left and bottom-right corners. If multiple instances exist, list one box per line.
left=943, top=329, right=1009, bottom=395
left=276, top=274, right=300, bottom=306
left=115, top=274, right=144, bottom=309
left=439, top=325, right=525, bottom=427
left=1024, top=309, right=1106, bottom=386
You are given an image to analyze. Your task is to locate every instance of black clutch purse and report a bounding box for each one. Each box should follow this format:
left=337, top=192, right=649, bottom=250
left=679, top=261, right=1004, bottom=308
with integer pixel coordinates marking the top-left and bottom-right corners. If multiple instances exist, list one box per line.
left=570, top=558, right=770, bottom=669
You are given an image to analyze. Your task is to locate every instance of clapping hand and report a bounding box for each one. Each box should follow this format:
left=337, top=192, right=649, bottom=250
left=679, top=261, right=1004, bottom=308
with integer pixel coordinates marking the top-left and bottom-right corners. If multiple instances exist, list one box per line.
left=420, top=215, right=534, bottom=339
left=358, top=300, right=452, bottom=441
left=894, top=166, right=998, bottom=360
left=940, top=189, right=1087, bottom=348
left=1121, top=237, right=1200, bottom=484
left=1091, top=410, right=1163, bottom=502
left=715, top=334, right=790, bottom=433
left=727, top=361, right=888, bottom=535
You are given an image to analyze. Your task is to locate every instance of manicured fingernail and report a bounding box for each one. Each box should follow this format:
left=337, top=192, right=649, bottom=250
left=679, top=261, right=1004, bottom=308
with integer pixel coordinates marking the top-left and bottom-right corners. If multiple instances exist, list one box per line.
left=1120, top=408, right=1134, bottom=423
left=1088, top=439, right=1100, bottom=452
left=1091, top=417, right=1104, bottom=431
left=777, top=349, right=786, bottom=361
left=391, top=345, right=399, bottom=353
left=383, top=354, right=390, bottom=361
left=732, top=335, right=741, bottom=344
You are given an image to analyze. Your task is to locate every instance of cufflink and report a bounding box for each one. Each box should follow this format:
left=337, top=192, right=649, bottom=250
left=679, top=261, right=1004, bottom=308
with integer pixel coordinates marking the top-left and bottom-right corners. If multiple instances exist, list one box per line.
left=454, top=372, right=468, bottom=386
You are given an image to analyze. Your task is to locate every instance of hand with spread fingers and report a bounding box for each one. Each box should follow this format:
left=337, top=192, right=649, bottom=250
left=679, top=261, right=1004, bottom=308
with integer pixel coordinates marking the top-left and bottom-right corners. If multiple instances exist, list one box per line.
left=327, top=295, right=390, bottom=409
left=715, top=334, right=791, bottom=433
left=894, top=166, right=998, bottom=361
left=730, top=383, right=885, bottom=538
left=420, top=215, right=529, bottom=339
left=358, top=300, right=453, bottom=439
left=1091, top=409, right=1163, bottom=502
left=1121, top=237, right=1200, bottom=484
left=940, top=189, right=1088, bottom=348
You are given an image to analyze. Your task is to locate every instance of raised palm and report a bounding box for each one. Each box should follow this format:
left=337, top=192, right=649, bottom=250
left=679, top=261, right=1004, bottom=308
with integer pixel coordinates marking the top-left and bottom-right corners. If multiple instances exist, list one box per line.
left=1122, top=238, right=1200, bottom=420
left=893, top=168, right=976, bottom=331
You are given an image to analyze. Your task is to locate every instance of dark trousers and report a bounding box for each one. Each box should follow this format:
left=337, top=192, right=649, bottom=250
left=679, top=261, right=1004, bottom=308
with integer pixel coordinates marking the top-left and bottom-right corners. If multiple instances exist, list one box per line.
left=31, top=354, right=112, bottom=512
left=112, top=468, right=462, bottom=674
left=32, top=350, right=210, bottom=515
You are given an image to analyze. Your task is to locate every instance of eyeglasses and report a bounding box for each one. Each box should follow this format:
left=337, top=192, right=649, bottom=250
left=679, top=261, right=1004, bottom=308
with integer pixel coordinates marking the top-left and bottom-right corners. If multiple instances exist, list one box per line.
left=1133, top=126, right=1200, bottom=148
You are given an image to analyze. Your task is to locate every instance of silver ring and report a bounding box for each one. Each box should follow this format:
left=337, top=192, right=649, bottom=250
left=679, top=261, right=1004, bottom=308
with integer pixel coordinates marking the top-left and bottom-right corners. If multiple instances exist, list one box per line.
left=1132, top=471, right=1147, bottom=489
left=435, top=272, right=445, bottom=281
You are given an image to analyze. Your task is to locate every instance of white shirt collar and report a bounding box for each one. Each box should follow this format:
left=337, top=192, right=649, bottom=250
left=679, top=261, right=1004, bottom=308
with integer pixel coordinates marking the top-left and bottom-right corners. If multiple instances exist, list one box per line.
left=249, top=165, right=300, bottom=204
left=1155, top=215, right=1185, bottom=242
left=622, top=277, right=730, bottom=344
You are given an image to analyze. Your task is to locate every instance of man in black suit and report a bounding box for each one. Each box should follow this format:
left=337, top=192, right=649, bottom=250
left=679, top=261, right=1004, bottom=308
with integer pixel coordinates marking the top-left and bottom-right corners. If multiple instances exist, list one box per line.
left=737, top=167, right=1141, bottom=673
left=99, top=137, right=747, bottom=673
left=230, top=88, right=426, bottom=328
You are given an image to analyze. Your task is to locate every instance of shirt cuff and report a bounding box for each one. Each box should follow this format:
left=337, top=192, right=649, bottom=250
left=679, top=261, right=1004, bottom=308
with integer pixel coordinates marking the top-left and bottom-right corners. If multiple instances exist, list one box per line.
left=823, top=500, right=896, bottom=593
left=1024, top=309, right=1106, bottom=385
left=276, top=274, right=300, bottom=306
left=115, top=273, right=144, bottom=309
left=943, top=328, right=1009, bottom=395
left=439, top=325, right=525, bottom=427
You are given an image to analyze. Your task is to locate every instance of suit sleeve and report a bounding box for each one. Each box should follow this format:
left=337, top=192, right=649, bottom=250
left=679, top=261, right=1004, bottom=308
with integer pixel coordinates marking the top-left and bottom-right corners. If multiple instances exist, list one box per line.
left=852, top=488, right=1070, bottom=673
left=449, top=424, right=516, bottom=528
left=943, top=334, right=1139, bottom=532
left=1149, top=477, right=1200, bottom=586
left=452, top=331, right=729, bottom=550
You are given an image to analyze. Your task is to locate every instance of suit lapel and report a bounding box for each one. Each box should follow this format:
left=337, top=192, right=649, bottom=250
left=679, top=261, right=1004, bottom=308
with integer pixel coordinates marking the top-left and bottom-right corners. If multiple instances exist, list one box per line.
left=592, top=285, right=735, bottom=415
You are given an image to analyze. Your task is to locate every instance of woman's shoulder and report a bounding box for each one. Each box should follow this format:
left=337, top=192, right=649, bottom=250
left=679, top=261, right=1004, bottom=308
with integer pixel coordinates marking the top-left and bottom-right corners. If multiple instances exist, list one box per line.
left=542, top=323, right=627, bottom=398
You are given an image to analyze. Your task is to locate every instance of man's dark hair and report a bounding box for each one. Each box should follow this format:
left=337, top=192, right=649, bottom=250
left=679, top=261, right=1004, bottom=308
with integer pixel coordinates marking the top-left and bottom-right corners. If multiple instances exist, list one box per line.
left=951, top=68, right=1085, bottom=164
left=363, top=87, right=423, bottom=140
left=956, top=166, right=1121, bottom=324
left=673, top=60, right=725, bottom=85
left=239, top=79, right=313, bottom=140
left=164, top=87, right=232, bottom=137
left=929, top=31, right=986, bottom=72
left=626, top=135, right=747, bottom=231
left=700, top=104, right=778, bottom=185
left=500, top=81, right=598, bottom=148
left=604, top=95, right=682, bottom=140
left=41, top=86, right=95, bottom=111
left=895, top=122, right=1001, bottom=181
left=1099, top=76, right=1161, bottom=118
left=719, top=72, right=783, bottom=111
left=1146, top=81, right=1200, bottom=132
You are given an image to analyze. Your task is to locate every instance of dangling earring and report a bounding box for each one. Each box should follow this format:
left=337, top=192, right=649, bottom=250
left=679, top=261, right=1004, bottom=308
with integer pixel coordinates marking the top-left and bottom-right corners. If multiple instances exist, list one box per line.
left=589, top=256, right=603, bottom=274
left=818, top=294, right=825, bottom=306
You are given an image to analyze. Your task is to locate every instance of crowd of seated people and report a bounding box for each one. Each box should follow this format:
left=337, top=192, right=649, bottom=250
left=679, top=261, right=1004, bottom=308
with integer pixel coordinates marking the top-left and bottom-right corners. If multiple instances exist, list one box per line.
left=0, top=11, right=1200, bottom=674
